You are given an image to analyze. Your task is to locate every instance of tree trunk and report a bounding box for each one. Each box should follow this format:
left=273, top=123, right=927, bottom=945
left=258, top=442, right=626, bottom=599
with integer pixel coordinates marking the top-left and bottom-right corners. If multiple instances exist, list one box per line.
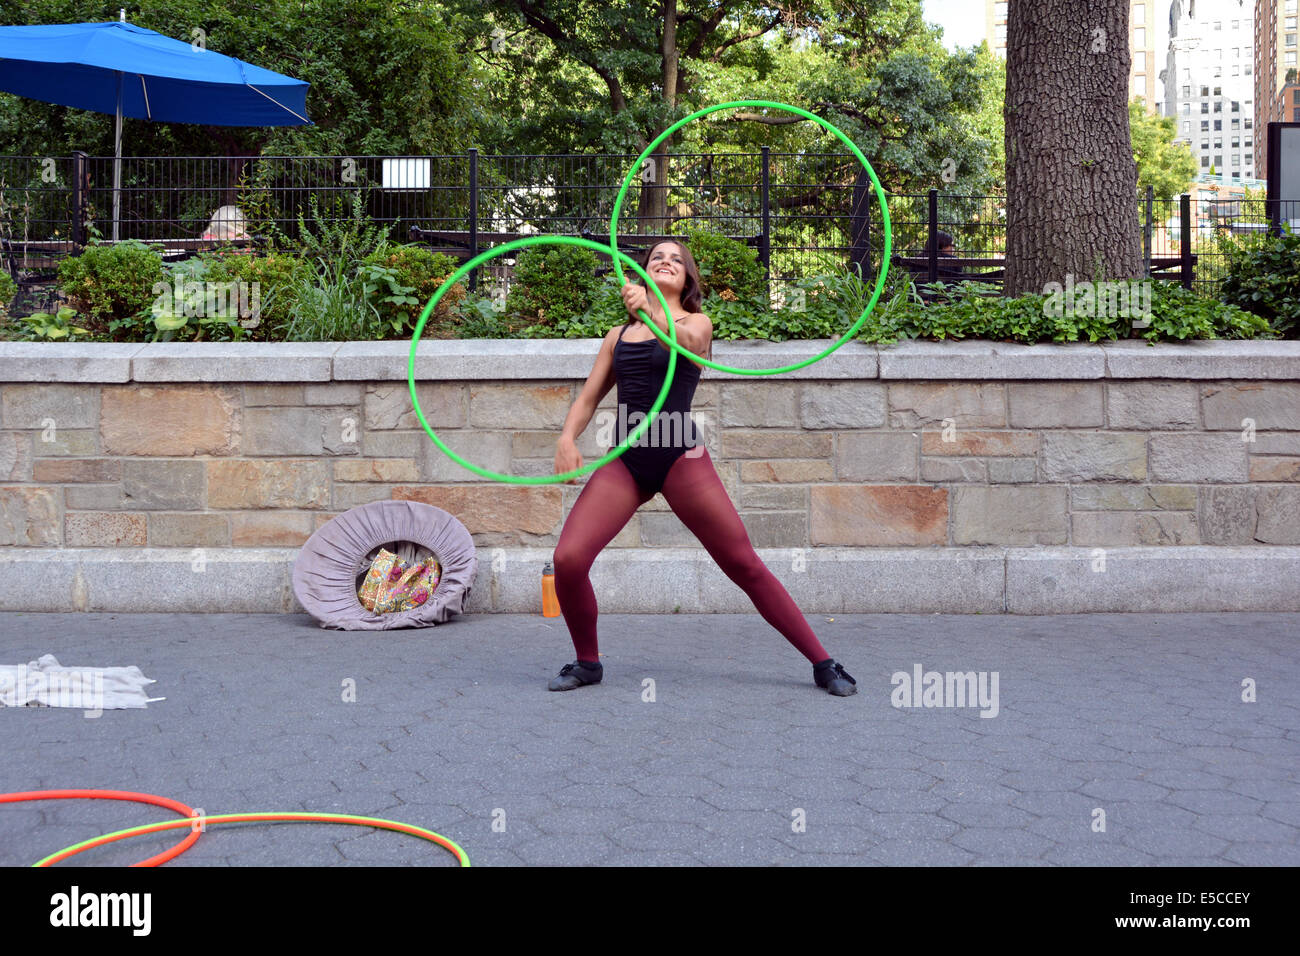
left=637, top=0, right=677, bottom=236
left=1004, top=0, right=1142, bottom=294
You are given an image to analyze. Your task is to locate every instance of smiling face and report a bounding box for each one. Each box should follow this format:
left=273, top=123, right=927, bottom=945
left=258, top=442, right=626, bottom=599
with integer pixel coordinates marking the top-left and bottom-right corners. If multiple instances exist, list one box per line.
left=641, top=240, right=703, bottom=314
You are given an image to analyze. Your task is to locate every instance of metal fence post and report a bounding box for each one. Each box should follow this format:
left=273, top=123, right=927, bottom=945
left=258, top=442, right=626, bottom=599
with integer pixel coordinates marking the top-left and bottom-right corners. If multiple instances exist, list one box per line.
left=1180, top=192, right=1192, bottom=289
left=760, top=145, right=771, bottom=282
left=468, top=147, right=478, bottom=292
left=1143, top=185, right=1153, bottom=277
left=71, top=151, right=88, bottom=249
left=927, top=188, right=938, bottom=284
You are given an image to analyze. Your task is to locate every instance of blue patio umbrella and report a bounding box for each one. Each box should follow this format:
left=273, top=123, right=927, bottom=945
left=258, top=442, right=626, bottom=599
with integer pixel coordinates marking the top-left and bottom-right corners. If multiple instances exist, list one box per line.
left=0, top=16, right=311, bottom=239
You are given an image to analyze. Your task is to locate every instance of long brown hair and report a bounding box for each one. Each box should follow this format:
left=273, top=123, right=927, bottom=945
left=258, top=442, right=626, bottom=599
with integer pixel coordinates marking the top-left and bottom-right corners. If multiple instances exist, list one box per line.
left=639, top=239, right=703, bottom=314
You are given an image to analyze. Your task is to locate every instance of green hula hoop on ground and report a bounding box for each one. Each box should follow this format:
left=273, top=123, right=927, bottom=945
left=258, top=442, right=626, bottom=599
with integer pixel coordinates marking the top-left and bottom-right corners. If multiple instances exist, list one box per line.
left=609, top=99, right=892, bottom=376
left=407, top=236, right=677, bottom=485
left=34, top=811, right=471, bottom=867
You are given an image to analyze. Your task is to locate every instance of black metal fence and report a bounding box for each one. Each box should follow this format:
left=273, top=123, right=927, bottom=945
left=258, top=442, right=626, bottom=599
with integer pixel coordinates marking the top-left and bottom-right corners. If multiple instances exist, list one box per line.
left=3, top=150, right=1299, bottom=300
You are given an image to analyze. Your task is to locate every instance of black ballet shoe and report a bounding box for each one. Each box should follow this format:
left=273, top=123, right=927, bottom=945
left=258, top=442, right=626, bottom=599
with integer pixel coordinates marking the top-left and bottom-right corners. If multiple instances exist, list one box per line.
left=813, top=659, right=857, bottom=697
left=548, top=659, right=603, bottom=691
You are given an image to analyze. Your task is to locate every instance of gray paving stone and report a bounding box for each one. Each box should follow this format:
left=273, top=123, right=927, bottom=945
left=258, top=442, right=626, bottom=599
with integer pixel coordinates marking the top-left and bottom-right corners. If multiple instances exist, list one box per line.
left=2, top=609, right=1297, bottom=866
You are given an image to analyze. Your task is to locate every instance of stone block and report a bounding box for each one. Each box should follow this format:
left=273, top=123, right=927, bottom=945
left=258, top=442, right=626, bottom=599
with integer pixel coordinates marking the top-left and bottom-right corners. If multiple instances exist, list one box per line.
left=65, top=512, right=146, bottom=546
left=423, top=431, right=512, bottom=481
left=952, top=486, right=1068, bottom=545
left=1256, top=487, right=1300, bottom=544
left=0, top=487, right=60, bottom=545
left=810, top=485, right=947, bottom=545
left=888, top=383, right=1005, bottom=428
left=1149, top=434, right=1249, bottom=482
left=1008, top=383, right=1103, bottom=427
left=1202, top=383, right=1300, bottom=430
left=1040, top=432, right=1147, bottom=481
left=332, top=483, right=395, bottom=510
left=836, top=432, right=919, bottom=481
left=1106, top=382, right=1200, bottom=429
left=468, top=384, right=570, bottom=429
left=1072, top=485, right=1197, bottom=510
left=0, top=432, right=31, bottom=481
left=720, top=382, right=799, bottom=426
left=121, top=459, right=206, bottom=510
left=231, top=511, right=316, bottom=546
left=738, top=485, right=807, bottom=510
left=242, top=407, right=360, bottom=456
left=1197, top=486, right=1257, bottom=545
left=63, top=484, right=127, bottom=510
left=206, top=459, right=330, bottom=509
left=639, top=511, right=697, bottom=546
left=920, top=458, right=988, bottom=482
left=32, top=458, right=121, bottom=483
left=362, top=430, right=425, bottom=459
left=102, top=385, right=240, bottom=456
left=393, top=485, right=563, bottom=536
left=303, top=383, right=363, bottom=406
left=739, top=459, right=834, bottom=483
left=921, top=430, right=1038, bottom=457
left=1248, top=457, right=1300, bottom=481
left=721, top=429, right=832, bottom=459
left=243, top=384, right=304, bottom=406
left=147, top=512, right=230, bottom=548
left=1071, top=512, right=1199, bottom=546
left=987, top=458, right=1038, bottom=483
left=334, top=459, right=421, bottom=483
left=27, top=429, right=97, bottom=456
left=800, top=383, right=887, bottom=429
left=366, top=383, right=466, bottom=429
left=1, top=384, right=98, bottom=429
left=738, top=511, right=807, bottom=548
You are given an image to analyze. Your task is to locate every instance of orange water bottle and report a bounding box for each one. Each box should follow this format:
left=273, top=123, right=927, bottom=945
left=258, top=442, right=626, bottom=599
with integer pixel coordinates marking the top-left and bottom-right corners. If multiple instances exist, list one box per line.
left=542, top=560, right=560, bottom=617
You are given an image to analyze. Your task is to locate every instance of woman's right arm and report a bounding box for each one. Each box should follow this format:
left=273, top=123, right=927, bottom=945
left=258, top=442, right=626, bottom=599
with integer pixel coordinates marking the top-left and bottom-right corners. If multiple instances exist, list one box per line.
left=555, top=326, right=620, bottom=482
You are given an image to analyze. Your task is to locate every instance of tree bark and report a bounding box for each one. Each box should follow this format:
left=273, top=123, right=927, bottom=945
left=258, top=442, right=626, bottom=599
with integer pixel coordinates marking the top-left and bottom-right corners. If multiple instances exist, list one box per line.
left=1004, top=0, right=1142, bottom=294
left=637, top=0, right=678, bottom=236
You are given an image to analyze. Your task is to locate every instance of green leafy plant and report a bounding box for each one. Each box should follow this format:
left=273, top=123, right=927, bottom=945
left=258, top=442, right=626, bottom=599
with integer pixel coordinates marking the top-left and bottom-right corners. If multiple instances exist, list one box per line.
left=359, top=242, right=465, bottom=338
left=56, top=240, right=164, bottom=336
left=17, top=305, right=91, bottom=340
left=684, top=228, right=766, bottom=301
left=505, top=244, right=602, bottom=329
left=289, top=190, right=391, bottom=262
left=203, top=250, right=307, bottom=340
left=1220, top=230, right=1300, bottom=337
left=282, top=254, right=379, bottom=342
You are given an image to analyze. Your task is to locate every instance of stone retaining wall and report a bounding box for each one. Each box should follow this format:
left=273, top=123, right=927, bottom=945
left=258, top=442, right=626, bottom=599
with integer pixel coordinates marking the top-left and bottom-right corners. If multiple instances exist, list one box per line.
left=1, top=339, right=1299, bottom=613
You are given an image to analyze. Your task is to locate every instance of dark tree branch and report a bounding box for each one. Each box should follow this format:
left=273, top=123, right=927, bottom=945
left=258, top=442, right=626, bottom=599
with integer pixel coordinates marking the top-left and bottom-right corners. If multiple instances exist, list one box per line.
left=512, top=0, right=626, bottom=112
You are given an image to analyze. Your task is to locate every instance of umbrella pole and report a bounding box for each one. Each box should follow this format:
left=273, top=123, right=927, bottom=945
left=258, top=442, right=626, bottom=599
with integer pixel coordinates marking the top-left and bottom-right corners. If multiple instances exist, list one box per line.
left=113, top=71, right=122, bottom=243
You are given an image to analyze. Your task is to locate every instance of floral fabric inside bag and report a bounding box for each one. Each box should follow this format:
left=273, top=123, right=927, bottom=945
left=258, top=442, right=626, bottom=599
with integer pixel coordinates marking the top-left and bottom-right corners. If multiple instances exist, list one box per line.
left=358, top=548, right=442, bottom=615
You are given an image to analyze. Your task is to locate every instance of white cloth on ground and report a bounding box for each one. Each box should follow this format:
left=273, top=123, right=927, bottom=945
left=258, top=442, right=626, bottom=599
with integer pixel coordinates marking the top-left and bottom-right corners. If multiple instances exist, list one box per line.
left=0, top=654, right=163, bottom=709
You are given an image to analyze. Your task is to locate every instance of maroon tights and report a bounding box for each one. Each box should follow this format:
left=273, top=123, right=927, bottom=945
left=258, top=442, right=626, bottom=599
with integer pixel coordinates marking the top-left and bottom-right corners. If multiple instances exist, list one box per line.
left=552, top=447, right=830, bottom=665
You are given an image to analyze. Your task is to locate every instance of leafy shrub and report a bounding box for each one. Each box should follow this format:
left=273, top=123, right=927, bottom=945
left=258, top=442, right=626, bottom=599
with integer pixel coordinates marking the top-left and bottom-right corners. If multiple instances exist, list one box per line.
left=505, top=243, right=601, bottom=328
left=1220, top=231, right=1300, bottom=336
left=57, top=240, right=163, bottom=332
left=204, top=250, right=308, bottom=339
left=0, top=270, right=15, bottom=311
left=683, top=228, right=766, bottom=301
left=358, top=243, right=465, bottom=338
left=282, top=255, right=377, bottom=342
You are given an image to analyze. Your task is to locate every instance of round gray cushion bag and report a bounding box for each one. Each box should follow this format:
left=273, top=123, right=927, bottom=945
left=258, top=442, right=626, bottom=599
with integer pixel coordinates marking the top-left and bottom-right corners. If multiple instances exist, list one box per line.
left=292, top=499, right=477, bottom=630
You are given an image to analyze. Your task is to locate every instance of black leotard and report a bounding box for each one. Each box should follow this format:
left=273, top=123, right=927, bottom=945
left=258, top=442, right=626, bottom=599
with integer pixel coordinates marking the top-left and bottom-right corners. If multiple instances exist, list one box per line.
left=611, top=319, right=705, bottom=495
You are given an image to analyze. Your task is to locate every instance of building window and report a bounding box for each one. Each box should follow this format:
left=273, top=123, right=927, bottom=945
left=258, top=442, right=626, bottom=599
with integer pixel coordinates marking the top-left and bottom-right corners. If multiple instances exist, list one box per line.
left=1214, top=101, right=1222, bottom=112
left=1245, top=118, right=1253, bottom=129
left=1201, top=85, right=1210, bottom=96
left=1201, top=156, right=1210, bottom=167
left=1289, top=34, right=1298, bottom=47
left=1202, top=140, right=1211, bottom=150
left=1134, top=51, right=1146, bottom=69
left=995, top=1, right=1007, bottom=16
left=1214, top=86, right=1222, bottom=95
left=1135, top=27, right=1146, bottom=47
left=1202, top=120, right=1210, bottom=130
left=1245, top=138, right=1253, bottom=148
left=1215, top=119, right=1223, bottom=129
left=1183, top=121, right=1191, bottom=132
left=1133, top=3, right=1145, bottom=24
left=1231, top=101, right=1240, bottom=111
left=1213, top=21, right=1221, bottom=31
left=1200, top=102, right=1208, bottom=113
left=1232, top=118, right=1240, bottom=129
left=1289, top=17, right=1298, bottom=29
left=1288, top=52, right=1298, bottom=66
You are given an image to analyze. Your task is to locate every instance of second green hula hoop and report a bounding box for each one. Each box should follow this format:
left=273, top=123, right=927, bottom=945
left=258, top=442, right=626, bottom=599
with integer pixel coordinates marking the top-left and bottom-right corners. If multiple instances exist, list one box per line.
left=407, top=236, right=677, bottom=484
left=609, top=99, right=892, bottom=376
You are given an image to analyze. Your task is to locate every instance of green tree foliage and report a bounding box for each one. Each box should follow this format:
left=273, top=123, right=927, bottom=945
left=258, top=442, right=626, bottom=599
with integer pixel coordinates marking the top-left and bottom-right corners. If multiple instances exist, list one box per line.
left=1129, top=100, right=1197, bottom=200
left=0, top=0, right=485, bottom=157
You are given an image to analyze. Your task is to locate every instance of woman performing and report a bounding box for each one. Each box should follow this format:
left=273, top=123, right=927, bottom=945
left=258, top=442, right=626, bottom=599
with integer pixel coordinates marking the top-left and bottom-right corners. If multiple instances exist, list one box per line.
left=548, top=238, right=857, bottom=697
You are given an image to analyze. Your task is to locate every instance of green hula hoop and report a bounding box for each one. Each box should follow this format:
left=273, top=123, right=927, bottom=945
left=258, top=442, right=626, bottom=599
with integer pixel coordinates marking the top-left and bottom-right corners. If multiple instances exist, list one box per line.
left=407, top=236, right=678, bottom=484
left=609, top=99, right=892, bottom=376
